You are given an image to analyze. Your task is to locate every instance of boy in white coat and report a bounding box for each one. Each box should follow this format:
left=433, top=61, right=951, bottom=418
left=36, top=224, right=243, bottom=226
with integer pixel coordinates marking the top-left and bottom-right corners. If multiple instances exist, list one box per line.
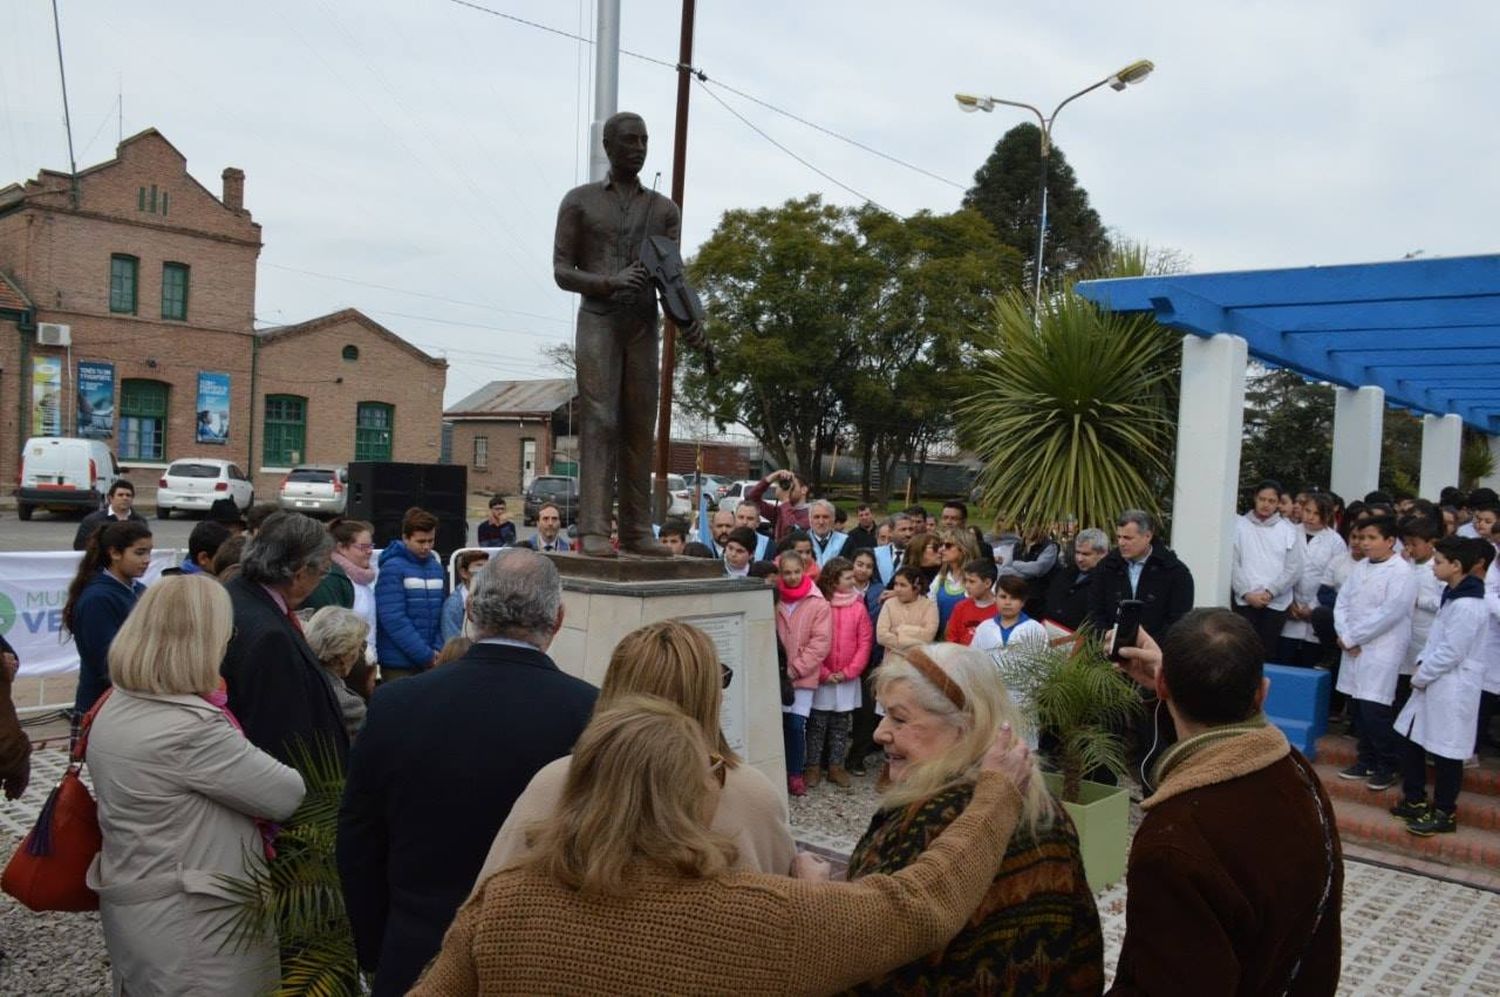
left=1391, top=536, right=1492, bottom=835
left=1334, top=516, right=1415, bottom=791
left=1398, top=517, right=1445, bottom=714
left=1232, top=481, right=1305, bottom=660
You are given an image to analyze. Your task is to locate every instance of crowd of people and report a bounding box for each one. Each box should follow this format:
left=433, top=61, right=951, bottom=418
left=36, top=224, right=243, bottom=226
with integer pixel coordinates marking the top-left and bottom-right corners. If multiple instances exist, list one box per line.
left=6, top=465, right=1498, bottom=993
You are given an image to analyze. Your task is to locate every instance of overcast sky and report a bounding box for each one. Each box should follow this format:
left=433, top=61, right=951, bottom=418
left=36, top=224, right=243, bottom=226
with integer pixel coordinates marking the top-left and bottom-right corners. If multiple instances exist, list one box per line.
left=4, top=0, right=1497, bottom=408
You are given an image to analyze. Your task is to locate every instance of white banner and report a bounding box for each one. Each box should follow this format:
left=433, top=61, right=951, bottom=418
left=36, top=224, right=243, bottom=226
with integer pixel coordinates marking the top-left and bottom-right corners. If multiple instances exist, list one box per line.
left=0, top=550, right=183, bottom=677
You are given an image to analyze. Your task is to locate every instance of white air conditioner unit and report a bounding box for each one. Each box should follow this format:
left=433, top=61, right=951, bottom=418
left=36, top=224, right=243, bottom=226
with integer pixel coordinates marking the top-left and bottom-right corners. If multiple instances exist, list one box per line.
left=36, top=323, right=72, bottom=347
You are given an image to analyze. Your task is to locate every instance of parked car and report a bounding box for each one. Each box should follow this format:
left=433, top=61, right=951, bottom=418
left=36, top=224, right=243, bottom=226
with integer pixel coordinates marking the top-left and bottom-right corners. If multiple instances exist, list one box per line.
left=717, top=477, right=776, bottom=516
left=276, top=465, right=348, bottom=517
left=523, top=475, right=579, bottom=526
left=651, top=474, right=692, bottom=520
left=16, top=436, right=120, bottom=520
left=681, top=473, right=728, bottom=502
left=156, top=459, right=254, bottom=518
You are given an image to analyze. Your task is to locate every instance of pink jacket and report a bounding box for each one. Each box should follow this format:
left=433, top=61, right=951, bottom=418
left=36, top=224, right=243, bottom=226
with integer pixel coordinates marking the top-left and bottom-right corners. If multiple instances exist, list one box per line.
left=777, top=589, right=832, bottom=690
left=820, top=590, right=873, bottom=684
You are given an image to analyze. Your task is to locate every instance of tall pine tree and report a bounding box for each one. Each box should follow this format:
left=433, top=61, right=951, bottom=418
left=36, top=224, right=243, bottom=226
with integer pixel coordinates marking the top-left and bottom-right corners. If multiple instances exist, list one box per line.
left=963, top=123, right=1109, bottom=284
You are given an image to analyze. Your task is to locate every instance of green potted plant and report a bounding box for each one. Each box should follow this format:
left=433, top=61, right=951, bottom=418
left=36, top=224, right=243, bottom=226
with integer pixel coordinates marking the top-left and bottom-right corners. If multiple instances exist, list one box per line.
left=1001, top=633, right=1141, bottom=892
left=216, top=739, right=364, bottom=996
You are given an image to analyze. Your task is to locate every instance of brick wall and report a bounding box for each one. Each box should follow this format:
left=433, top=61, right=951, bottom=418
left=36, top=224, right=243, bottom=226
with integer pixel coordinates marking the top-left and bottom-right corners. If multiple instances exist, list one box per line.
left=448, top=418, right=554, bottom=497
left=254, top=312, right=447, bottom=495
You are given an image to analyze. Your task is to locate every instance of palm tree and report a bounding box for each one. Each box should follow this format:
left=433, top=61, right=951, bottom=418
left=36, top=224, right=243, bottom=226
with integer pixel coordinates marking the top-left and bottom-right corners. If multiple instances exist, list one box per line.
left=960, top=282, right=1181, bottom=534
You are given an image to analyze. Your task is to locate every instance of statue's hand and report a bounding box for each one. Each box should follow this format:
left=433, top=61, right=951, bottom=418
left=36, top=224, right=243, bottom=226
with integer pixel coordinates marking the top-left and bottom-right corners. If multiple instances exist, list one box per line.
left=608, top=262, right=651, bottom=292
left=679, top=320, right=705, bottom=350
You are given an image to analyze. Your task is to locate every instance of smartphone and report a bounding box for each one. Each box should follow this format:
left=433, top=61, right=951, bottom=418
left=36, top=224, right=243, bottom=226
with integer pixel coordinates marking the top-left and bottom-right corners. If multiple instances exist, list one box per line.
left=1109, top=599, right=1145, bottom=661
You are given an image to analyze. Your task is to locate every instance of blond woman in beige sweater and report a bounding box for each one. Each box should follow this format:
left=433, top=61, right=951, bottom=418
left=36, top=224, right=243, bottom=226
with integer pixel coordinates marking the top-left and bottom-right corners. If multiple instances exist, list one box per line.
left=475, top=619, right=796, bottom=882
left=417, top=695, right=1032, bottom=996
left=877, top=566, right=941, bottom=667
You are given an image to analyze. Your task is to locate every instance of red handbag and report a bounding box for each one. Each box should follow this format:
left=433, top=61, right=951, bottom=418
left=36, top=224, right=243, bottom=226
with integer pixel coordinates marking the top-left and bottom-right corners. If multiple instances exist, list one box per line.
left=1, top=690, right=110, bottom=912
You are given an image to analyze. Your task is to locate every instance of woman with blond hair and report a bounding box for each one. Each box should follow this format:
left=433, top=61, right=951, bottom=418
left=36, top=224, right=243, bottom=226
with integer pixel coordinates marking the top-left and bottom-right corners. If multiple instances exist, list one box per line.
left=417, top=695, right=1034, bottom=995
left=929, top=526, right=982, bottom=636
left=477, top=619, right=796, bottom=877
left=84, top=575, right=307, bottom=996
left=849, top=642, right=1103, bottom=993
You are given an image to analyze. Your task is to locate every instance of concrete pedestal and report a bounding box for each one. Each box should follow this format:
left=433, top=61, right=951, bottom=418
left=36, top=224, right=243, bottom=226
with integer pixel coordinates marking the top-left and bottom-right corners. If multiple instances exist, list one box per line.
left=544, top=563, right=786, bottom=798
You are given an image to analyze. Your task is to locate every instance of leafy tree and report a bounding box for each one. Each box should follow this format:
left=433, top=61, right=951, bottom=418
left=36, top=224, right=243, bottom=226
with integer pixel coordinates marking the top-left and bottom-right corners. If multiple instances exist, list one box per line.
left=681, top=197, right=1021, bottom=495
left=1239, top=367, right=1334, bottom=493
left=963, top=123, right=1109, bottom=286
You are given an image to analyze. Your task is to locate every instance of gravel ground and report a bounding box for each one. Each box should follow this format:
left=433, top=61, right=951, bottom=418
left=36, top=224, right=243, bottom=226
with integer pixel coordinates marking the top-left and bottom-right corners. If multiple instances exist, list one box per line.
left=0, top=831, right=111, bottom=994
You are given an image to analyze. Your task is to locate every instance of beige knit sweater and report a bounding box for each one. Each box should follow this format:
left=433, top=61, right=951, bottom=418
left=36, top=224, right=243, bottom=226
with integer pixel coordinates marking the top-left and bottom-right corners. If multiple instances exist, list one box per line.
left=474, top=755, right=798, bottom=883
left=876, top=595, right=940, bottom=667
left=412, top=772, right=1022, bottom=996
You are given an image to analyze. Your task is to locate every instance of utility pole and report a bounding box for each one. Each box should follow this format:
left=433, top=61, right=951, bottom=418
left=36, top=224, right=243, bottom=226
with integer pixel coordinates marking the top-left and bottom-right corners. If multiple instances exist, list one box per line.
left=588, top=0, right=620, bottom=182
left=50, top=0, right=80, bottom=208
left=651, top=0, right=695, bottom=522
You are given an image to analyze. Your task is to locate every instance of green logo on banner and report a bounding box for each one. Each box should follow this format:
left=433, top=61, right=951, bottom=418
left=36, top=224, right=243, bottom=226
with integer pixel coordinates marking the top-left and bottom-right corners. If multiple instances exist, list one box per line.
left=0, top=592, right=14, bottom=636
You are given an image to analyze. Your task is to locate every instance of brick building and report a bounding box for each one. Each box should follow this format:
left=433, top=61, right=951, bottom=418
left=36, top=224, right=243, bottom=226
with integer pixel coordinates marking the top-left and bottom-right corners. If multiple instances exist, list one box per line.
left=446, top=376, right=754, bottom=496
left=0, top=129, right=446, bottom=501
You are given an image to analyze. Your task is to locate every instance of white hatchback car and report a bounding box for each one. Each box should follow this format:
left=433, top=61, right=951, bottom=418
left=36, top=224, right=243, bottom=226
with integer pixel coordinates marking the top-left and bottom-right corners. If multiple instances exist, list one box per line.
left=156, top=458, right=254, bottom=518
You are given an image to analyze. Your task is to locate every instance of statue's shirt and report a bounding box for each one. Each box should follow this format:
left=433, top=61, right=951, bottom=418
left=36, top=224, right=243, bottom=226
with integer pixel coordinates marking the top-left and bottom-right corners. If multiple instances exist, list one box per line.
left=553, top=172, right=681, bottom=319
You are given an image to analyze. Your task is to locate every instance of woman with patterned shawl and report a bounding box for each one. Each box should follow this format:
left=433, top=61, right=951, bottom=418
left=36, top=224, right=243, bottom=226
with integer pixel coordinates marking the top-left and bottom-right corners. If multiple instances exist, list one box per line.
left=845, top=643, right=1104, bottom=995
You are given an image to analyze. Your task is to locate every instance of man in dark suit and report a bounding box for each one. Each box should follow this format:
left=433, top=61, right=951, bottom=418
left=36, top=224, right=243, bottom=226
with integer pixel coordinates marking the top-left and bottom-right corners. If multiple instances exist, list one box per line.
left=514, top=502, right=572, bottom=553
left=220, top=511, right=348, bottom=768
left=72, top=478, right=148, bottom=550
left=337, top=548, right=596, bottom=996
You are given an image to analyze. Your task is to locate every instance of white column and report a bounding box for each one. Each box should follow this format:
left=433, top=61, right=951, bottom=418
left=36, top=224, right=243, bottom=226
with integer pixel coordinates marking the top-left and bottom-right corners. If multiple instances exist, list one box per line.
left=588, top=0, right=621, bottom=182
left=1480, top=435, right=1500, bottom=493
left=1170, top=334, right=1247, bottom=608
left=1330, top=386, right=1384, bottom=501
left=1418, top=414, right=1463, bottom=500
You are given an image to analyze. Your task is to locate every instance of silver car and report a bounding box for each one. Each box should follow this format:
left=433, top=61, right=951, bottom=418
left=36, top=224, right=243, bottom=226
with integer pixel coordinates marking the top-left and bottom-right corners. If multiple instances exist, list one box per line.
left=277, top=465, right=348, bottom=517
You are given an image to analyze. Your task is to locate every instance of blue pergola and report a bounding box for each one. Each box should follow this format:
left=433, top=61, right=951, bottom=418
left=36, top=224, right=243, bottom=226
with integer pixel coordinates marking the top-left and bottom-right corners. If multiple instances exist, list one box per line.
left=1075, top=254, right=1500, bottom=432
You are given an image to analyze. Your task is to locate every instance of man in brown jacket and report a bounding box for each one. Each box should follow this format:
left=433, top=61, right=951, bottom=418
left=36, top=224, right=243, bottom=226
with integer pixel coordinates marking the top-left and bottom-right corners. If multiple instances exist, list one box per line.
left=0, top=635, right=33, bottom=800
left=1111, top=609, right=1343, bottom=995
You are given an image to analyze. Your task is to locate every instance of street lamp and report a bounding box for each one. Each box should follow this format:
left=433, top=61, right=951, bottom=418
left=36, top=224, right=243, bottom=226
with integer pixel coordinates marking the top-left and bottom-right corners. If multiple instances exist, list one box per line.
left=956, top=59, right=1154, bottom=311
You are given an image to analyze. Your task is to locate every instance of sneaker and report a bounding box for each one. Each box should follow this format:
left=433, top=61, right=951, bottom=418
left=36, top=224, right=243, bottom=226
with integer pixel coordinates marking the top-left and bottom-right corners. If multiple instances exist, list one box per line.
left=848, top=759, right=867, bottom=777
left=1389, top=798, right=1429, bottom=821
left=1465, top=755, right=1481, bottom=769
left=1406, top=809, right=1457, bottom=836
left=1337, top=763, right=1373, bottom=781
left=1366, top=771, right=1398, bottom=791
left=787, top=774, right=807, bottom=797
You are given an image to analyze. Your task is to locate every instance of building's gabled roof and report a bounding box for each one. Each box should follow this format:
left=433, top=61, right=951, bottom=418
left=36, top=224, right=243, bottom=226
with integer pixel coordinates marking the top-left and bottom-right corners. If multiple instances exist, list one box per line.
left=256, top=308, right=447, bottom=369
left=0, top=270, right=33, bottom=316
left=445, top=378, right=577, bottom=418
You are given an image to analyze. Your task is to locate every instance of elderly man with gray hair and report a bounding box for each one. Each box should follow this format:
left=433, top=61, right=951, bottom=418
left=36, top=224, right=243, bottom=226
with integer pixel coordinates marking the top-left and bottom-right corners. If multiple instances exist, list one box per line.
left=337, top=547, right=597, bottom=997
left=221, top=510, right=347, bottom=768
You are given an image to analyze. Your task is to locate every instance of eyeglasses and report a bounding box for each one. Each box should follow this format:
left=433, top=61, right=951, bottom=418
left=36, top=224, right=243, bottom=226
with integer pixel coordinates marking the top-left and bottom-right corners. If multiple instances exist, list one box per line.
left=940, top=541, right=958, bottom=549
left=708, top=752, right=727, bottom=787
left=352, top=543, right=375, bottom=552
left=721, top=662, right=734, bottom=690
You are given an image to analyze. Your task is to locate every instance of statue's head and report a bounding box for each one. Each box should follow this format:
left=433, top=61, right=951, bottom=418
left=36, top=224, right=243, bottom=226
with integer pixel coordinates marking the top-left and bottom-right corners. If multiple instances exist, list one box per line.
left=602, top=112, right=648, bottom=179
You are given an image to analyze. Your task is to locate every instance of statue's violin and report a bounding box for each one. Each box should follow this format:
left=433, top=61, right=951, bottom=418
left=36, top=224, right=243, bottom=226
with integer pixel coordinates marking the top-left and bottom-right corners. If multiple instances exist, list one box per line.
left=640, top=175, right=718, bottom=377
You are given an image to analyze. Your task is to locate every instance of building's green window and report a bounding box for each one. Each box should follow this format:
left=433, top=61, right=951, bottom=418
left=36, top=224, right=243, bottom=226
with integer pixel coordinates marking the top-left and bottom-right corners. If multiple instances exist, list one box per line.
left=109, top=255, right=138, bottom=314
left=355, top=402, right=394, bottom=462
left=264, top=394, right=307, bottom=466
left=161, top=263, right=189, bottom=321
left=119, top=379, right=168, bottom=460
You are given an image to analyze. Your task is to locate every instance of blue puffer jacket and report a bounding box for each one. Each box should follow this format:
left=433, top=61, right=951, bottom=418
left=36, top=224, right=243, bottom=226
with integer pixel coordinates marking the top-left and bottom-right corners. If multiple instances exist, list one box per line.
left=374, top=541, right=446, bottom=669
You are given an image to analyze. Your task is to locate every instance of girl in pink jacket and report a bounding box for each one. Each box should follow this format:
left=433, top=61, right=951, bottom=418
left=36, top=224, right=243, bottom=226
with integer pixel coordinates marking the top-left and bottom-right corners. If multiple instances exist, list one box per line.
left=775, top=550, right=831, bottom=797
left=803, top=557, right=873, bottom=790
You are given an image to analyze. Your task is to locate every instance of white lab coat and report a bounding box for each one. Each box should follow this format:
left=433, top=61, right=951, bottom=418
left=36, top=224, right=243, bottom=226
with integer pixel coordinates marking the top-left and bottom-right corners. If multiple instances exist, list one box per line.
left=1334, top=555, right=1415, bottom=705
left=1394, top=586, right=1489, bottom=760
left=1232, top=512, right=1304, bottom=611
left=1403, top=558, right=1443, bottom=676
left=1483, top=558, right=1500, bottom=695
left=1281, top=527, right=1347, bottom=642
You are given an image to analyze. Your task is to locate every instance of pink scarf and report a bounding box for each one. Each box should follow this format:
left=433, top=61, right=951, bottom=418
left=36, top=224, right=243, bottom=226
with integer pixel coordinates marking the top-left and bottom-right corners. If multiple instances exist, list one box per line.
left=332, top=549, right=376, bottom=586
left=776, top=575, right=814, bottom=603
left=201, top=688, right=281, bottom=859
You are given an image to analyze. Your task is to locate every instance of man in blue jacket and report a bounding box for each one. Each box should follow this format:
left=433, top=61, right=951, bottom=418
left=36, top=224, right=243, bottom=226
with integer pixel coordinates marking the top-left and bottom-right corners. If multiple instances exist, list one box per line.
left=375, top=507, right=446, bottom=680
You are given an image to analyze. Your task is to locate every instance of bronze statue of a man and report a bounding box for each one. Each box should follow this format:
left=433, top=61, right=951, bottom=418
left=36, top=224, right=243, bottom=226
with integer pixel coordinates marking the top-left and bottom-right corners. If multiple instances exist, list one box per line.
left=553, top=112, right=677, bottom=558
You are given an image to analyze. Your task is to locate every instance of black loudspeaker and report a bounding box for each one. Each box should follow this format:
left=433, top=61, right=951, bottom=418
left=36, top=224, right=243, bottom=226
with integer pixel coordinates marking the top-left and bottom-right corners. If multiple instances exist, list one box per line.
left=347, top=462, right=468, bottom=561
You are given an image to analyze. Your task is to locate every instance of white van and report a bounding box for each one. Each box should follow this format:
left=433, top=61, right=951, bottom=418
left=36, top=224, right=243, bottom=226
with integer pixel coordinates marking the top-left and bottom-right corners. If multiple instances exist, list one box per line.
left=16, top=436, right=120, bottom=520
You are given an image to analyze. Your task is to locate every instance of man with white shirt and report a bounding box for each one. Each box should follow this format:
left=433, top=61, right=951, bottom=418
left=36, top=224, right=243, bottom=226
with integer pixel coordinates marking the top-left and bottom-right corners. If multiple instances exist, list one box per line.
left=806, top=499, right=848, bottom=568
left=703, top=509, right=735, bottom=558
left=1232, top=480, right=1305, bottom=661
left=733, top=501, right=772, bottom=560
left=873, top=513, right=916, bottom=586
left=518, top=503, right=572, bottom=554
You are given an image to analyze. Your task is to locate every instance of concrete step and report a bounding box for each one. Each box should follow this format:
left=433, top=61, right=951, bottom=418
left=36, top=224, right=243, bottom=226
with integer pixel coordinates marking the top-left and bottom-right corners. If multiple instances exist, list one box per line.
left=1328, top=795, right=1500, bottom=874
left=1314, top=734, right=1500, bottom=797
left=1315, top=762, right=1500, bottom=830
